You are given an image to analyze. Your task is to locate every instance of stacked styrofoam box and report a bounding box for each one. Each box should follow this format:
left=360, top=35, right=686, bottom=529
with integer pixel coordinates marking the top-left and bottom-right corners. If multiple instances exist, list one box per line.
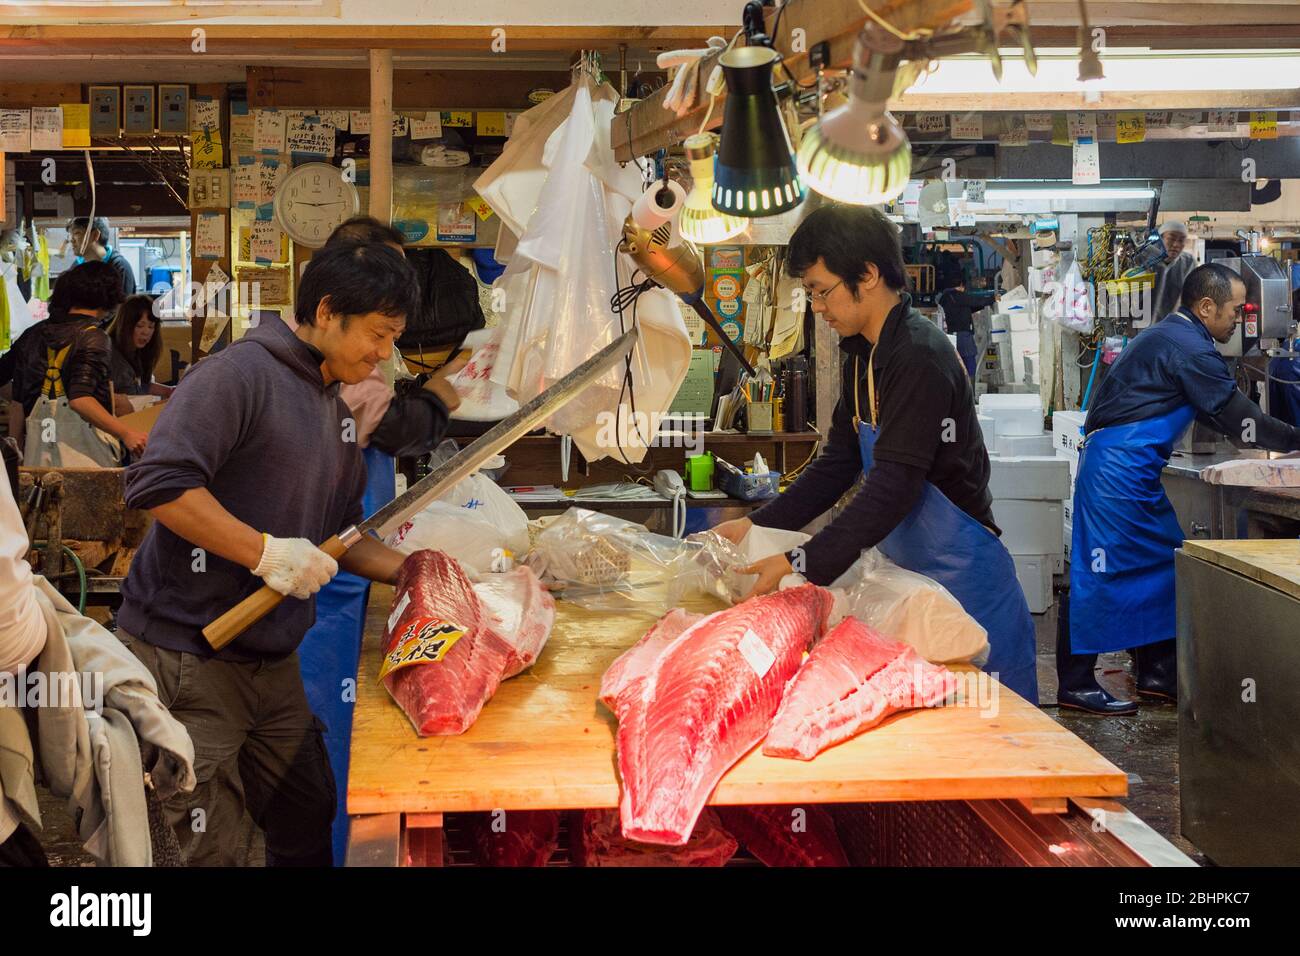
left=989, top=455, right=1070, bottom=611
left=979, top=394, right=1044, bottom=436
left=1007, top=307, right=1040, bottom=386
left=1053, top=410, right=1086, bottom=566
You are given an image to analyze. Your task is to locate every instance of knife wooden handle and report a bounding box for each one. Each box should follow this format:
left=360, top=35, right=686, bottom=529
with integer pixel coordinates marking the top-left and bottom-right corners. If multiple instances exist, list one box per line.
left=203, top=534, right=351, bottom=651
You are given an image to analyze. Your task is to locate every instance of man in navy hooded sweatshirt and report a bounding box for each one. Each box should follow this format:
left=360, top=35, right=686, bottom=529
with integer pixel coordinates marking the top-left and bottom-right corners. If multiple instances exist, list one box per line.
left=119, top=241, right=419, bottom=866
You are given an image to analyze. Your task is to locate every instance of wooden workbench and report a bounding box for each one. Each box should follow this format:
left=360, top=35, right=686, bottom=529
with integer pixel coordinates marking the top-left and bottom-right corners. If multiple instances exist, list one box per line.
left=347, top=585, right=1135, bottom=865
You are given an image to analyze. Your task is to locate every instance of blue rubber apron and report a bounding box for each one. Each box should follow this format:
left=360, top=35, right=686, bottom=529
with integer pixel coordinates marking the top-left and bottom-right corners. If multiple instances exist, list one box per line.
left=853, top=355, right=1039, bottom=703
left=1068, top=405, right=1195, bottom=655
left=298, top=444, right=396, bottom=866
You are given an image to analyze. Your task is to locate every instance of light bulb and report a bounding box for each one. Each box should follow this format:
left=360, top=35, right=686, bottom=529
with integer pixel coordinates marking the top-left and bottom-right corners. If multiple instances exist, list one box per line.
left=679, top=134, right=746, bottom=244
left=797, top=28, right=912, bottom=206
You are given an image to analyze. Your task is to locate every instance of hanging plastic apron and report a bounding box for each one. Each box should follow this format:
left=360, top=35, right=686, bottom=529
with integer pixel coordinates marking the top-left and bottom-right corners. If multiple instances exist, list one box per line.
left=1068, top=405, right=1195, bottom=655
left=853, top=355, right=1038, bottom=702
left=297, top=444, right=396, bottom=866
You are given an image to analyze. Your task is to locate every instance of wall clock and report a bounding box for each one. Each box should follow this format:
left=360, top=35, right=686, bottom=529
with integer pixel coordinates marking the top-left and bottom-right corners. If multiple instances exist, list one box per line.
left=272, top=162, right=360, bottom=249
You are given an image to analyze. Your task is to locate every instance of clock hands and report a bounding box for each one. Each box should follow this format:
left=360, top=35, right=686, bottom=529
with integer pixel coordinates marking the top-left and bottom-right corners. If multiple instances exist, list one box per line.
left=298, top=201, right=346, bottom=208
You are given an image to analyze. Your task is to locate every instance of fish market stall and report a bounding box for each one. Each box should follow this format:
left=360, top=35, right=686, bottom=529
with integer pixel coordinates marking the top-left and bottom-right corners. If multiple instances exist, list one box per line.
left=346, top=584, right=1188, bottom=867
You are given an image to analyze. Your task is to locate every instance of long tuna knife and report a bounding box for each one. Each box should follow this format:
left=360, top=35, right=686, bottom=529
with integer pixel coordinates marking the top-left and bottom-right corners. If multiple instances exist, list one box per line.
left=204, top=328, right=640, bottom=650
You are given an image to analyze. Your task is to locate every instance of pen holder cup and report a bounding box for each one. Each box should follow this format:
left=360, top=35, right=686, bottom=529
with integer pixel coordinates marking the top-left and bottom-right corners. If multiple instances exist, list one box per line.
left=746, top=401, right=774, bottom=434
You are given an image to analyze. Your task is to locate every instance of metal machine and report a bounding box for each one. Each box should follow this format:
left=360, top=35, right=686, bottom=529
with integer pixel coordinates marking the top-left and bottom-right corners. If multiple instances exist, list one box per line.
left=1215, top=254, right=1294, bottom=358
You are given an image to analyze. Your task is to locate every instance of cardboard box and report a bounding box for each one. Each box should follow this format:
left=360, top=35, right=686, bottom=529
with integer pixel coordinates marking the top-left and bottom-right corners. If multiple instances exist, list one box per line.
left=1013, top=553, right=1055, bottom=614
left=118, top=400, right=168, bottom=435
left=993, top=498, right=1064, bottom=556
left=988, top=455, right=1071, bottom=500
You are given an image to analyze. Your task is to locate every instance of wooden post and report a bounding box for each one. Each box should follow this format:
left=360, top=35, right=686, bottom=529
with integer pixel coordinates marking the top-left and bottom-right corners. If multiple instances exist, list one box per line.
left=369, top=49, right=394, bottom=224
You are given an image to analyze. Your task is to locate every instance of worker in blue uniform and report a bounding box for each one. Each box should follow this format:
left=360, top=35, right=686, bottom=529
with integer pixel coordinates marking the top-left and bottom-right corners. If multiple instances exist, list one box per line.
left=1064, top=264, right=1300, bottom=713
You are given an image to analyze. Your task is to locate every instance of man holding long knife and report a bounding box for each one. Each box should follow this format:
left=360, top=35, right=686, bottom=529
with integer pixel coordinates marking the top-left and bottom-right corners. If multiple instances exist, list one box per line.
left=118, top=241, right=418, bottom=866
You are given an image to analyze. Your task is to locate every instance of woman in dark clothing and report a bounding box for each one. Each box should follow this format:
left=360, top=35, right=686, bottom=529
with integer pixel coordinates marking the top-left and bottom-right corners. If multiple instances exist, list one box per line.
left=106, top=295, right=173, bottom=413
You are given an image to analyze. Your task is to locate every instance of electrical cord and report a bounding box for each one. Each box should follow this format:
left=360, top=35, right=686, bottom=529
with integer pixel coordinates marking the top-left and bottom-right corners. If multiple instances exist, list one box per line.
left=607, top=256, right=658, bottom=475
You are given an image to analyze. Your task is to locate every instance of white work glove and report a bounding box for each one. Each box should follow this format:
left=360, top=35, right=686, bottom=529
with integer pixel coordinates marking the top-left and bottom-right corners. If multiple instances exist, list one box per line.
left=253, top=535, right=338, bottom=599
left=658, top=36, right=727, bottom=118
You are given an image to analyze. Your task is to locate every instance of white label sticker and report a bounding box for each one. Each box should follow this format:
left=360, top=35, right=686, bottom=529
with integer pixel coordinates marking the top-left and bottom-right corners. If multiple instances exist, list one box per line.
left=387, top=590, right=412, bottom=632
left=738, top=628, right=776, bottom=678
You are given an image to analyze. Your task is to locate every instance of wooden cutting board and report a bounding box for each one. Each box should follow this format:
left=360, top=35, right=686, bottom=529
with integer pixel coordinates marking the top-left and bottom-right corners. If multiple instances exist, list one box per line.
left=348, top=587, right=1126, bottom=816
left=1182, top=539, right=1300, bottom=602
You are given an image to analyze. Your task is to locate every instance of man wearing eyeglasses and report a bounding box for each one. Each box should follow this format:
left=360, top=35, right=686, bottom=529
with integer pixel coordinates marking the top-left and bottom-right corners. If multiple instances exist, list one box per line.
left=1066, top=263, right=1300, bottom=712
left=712, top=204, right=1039, bottom=704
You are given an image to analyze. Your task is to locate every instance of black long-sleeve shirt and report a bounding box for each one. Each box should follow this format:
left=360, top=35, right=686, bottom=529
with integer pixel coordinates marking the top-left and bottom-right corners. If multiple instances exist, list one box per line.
left=750, top=295, right=997, bottom=585
left=936, top=287, right=995, bottom=334
left=0, top=308, right=114, bottom=415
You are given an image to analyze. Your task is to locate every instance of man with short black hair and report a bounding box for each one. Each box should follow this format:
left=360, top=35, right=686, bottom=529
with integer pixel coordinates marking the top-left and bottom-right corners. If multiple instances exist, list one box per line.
left=712, top=204, right=1037, bottom=703
left=118, top=241, right=420, bottom=865
left=67, top=216, right=136, bottom=299
left=937, top=277, right=996, bottom=377
left=1066, top=262, right=1300, bottom=711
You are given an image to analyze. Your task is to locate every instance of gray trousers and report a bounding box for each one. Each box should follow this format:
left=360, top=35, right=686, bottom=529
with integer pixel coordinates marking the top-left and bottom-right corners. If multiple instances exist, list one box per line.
left=119, top=630, right=336, bottom=867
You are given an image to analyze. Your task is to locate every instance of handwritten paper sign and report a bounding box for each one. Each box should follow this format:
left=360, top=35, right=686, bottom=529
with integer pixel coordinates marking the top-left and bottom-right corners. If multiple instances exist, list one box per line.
left=254, top=109, right=287, bottom=152
left=286, top=116, right=335, bottom=156
left=949, top=114, right=983, bottom=140
left=409, top=112, right=443, bottom=140
left=190, top=127, right=222, bottom=168
left=349, top=110, right=370, bottom=134
left=0, top=110, right=30, bottom=152
left=194, top=212, right=226, bottom=259
left=240, top=266, right=290, bottom=306
left=31, top=107, right=63, bottom=151
left=233, top=161, right=259, bottom=207
left=250, top=219, right=284, bottom=262
left=1250, top=111, right=1279, bottom=140
left=190, top=98, right=220, bottom=133
left=1072, top=141, right=1101, bottom=185
left=61, top=104, right=90, bottom=148
left=257, top=159, right=287, bottom=205
left=391, top=115, right=409, bottom=137
left=998, top=114, right=1028, bottom=147
left=1170, top=110, right=1202, bottom=128
left=1145, top=111, right=1170, bottom=128
left=476, top=111, right=506, bottom=137
left=1206, top=110, right=1238, bottom=133
left=441, top=111, right=473, bottom=128
left=317, top=110, right=349, bottom=130
left=1025, top=113, right=1054, bottom=131
left=229, top=110, right=255, bottom=159
left=1116, top=112, right=1146, bottom=144
left=1068, top=112, right=1097, bottom=143
left=915, top=113, right=947, bottom=133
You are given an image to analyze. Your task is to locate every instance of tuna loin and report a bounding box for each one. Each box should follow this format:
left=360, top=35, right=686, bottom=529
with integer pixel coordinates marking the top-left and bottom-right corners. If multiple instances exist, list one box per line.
left=763, top=616, right=958, bottom=761
left=598, top=607, right=707, bottom=709
left=383, top=550, right=554, bottom=736
left=612, top=584, right=834, bottom=845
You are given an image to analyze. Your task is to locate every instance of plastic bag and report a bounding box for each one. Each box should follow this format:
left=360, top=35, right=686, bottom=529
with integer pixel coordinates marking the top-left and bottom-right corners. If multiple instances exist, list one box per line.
left=385, top=442, right=529, bottom=579
left=828, top=549, right=988, bottom=664
left=1042, top=260, right=1094, bottom=334
left=524, top=508, right=689, bottom=615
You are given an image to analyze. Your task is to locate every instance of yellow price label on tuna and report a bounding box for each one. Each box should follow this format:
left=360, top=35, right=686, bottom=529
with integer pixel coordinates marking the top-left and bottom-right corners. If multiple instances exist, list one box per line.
left=378, top=617, right=467, bottom=679
left=1250, top=111, right=1278, bottom=140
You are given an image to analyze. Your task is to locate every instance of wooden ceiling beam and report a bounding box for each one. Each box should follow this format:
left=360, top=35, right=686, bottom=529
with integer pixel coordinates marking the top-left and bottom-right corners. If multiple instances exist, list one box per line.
left=246, top=66, right=574, bottom=110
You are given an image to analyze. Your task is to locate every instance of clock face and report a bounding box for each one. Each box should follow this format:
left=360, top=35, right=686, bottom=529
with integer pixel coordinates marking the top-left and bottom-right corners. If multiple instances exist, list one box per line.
left=273, top=163, right=360, bottom=249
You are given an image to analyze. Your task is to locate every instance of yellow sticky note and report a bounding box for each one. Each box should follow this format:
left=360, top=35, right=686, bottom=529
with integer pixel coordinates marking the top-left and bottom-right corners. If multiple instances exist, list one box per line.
left=1051, top=114, right=1070, bottom=147
left=475, top=111, right=506, bottom=136
left=1250, top=111, right=1278, bottom=140
left=466, top=196, right=494, bottom=221
left=1116, top=112, right=1146, bottom=144
left=441, top=111, right=473, bottom=128
left=61, top=104, right=90, bottom=148
left=190, top=127, right=223, bottom=169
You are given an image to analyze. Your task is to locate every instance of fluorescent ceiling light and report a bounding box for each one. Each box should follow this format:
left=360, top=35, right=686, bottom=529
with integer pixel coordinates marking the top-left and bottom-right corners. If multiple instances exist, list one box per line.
left=985, top=187, right=1155, bottom=201
left=905, top=52, right=1300, bottom=95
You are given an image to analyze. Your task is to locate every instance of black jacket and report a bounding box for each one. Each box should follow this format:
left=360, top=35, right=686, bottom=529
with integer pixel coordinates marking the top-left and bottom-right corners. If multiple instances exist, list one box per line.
left=0, top=308, right=113, bottom=416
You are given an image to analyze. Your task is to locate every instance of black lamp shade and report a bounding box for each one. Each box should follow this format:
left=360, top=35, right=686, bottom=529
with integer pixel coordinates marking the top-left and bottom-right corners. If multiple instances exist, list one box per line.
left=712, top=46, right=805, bottom=218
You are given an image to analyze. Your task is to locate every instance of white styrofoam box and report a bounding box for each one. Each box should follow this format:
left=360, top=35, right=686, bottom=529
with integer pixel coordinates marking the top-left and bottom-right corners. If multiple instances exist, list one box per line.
left=1013, top=553, right=1055, bottom=614
left=1053, top=410, right=1086, bottom=456
left=993, top=498, right=1064, bottom=555
left=990, top=313, right=1010, bottom=333
left=1062, top=494, right=1074, bottom=525
left=1063, top=519, right=1073, bottom=563
left=1050, top=551, right=1064, bottom=574
left=979, top=393, right=1044, bottom=436
left=975, top=382, right=989, bottom=396
left=977, top=414, right=996, bottom=442
left=988, top=456, right=1071, bottom=501
left=997, top=432, right=1054, bottom=457
left=1031, top=247, right=1060, bottom=269
left=1009, top=310, right=1038, bottom=333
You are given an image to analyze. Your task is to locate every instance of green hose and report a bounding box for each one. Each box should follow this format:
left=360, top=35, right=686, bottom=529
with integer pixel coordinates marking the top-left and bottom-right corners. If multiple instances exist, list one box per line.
left=30, top=540, right=88, bottom=614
